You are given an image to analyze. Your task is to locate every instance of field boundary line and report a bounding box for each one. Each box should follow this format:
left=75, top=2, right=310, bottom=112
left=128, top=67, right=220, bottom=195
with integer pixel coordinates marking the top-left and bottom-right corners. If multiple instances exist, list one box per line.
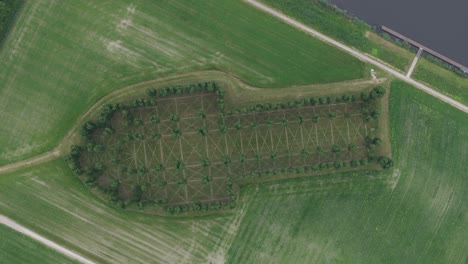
left=245, top=0, right=468, bottom=113
left=0, top=215, right=95, bottom=264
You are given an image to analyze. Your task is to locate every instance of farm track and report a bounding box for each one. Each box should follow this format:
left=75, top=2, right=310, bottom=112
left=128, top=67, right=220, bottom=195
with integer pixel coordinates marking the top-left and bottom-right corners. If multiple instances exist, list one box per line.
left=245, top=0, right=468, bottom=114
left=0, top=215, right=96, bottom=264
left=0, top=70, right=378, bottom=175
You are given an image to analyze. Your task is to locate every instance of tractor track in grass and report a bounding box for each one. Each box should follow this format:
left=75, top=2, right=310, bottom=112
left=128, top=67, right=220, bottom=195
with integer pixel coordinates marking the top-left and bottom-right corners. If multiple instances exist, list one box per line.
left=0, top=215, right=96, bottom=264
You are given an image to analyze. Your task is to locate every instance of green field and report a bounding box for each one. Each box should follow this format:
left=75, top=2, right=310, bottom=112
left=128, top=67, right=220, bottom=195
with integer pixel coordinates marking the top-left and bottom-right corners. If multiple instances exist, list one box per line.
left=0, top=0, right=365, bottom=166
left=0, top=224, right=75, bottom=263
left=0, top=81, right=465, bottom=263
left=0, top=0, right=467, bottom=263
left=260, top=0, right=414, bottom=72
left=413, top=58, right=468, bottom=105
left=226, top=81, right=468, bottom=263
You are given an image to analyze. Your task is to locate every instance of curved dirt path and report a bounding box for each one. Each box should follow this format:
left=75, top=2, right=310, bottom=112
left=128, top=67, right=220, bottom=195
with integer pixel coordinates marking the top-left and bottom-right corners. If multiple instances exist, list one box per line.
left=0, top=215, right=95, bottom=264
left=245, top=0, right=468, bottom=114
left=0, top=150, right=60, bottom=174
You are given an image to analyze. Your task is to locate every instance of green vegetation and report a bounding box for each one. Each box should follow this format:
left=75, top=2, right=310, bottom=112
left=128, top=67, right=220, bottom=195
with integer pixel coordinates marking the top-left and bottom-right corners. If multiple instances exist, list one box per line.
left=0, top=225, right=75, bottom=264
left=0, top=81, right=465, bottom=263
left=413, top=57, right=468, bottom=105
left=0, top=159, right=239, bottom=263
left=0, top=0, right=24, bottom=46
left=226, top=81, right=468, bottom=263
left=260, top=0, right=413, bottom=71
left=69, top=82, right=389, bottom=214
left=0, top=0, right=365, bottom=165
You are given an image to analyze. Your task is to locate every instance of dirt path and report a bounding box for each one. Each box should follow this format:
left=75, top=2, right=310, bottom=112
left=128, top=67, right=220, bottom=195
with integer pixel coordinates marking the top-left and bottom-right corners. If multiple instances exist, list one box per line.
left=0, top=215, right=95, bottom=264
left=0, top=149, right=60, bottom=174
left=245, top=0, right=468, bottom=114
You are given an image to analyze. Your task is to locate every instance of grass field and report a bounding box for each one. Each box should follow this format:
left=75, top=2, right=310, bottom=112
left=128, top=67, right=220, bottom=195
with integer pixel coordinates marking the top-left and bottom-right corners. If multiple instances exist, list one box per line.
left=0, top=0, right=365, bottom=166
left=0, top=81, right=465, bottom=263
left=226, top=80, right=468, bottom=263
left=259, top=0, right=414, bottom=72
left=412, top=58, right=468, bottom=105
left=0, top=224, right=75, bottom=263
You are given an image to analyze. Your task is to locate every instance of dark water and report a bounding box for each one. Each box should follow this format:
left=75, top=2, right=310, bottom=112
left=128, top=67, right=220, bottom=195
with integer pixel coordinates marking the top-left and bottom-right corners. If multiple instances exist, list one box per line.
left=330, top=0, right=468, bottom=67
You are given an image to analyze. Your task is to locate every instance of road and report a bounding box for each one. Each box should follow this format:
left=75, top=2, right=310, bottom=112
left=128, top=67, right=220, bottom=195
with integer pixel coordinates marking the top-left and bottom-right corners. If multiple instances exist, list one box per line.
left=0, top=215, right=95, bottom=264
left=245, top=0, right=468, bottom=114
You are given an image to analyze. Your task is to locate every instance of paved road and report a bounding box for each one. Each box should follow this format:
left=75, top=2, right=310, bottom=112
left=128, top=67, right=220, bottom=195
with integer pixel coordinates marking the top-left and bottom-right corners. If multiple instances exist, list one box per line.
left=245, top=0, right=468, bottom=113
left=0, top=215, right=95, bottom=264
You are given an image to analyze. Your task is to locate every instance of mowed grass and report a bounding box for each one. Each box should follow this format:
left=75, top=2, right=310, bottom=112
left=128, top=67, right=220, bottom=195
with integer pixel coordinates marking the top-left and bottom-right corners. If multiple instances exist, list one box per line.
left=226, top=81, right=468, bottom=263
left=0, top=0, right=365, bottom=165
left=412, top=58, right=468, bottom=105
left=0, top=159, right=243, bottom=263
left=0, top=224, right=75, bottom=264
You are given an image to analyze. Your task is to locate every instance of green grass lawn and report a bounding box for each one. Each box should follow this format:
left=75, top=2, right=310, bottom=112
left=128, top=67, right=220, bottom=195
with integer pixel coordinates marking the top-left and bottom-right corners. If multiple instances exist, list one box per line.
left=412, top=58, right=468, bottom=105
left=226, top=80, right=468, bottom=263
left=0, top=224, right=75, bottom=264
left=0, top=82, right=466, bottom=263
left=0, top=0, right=365, bottom=165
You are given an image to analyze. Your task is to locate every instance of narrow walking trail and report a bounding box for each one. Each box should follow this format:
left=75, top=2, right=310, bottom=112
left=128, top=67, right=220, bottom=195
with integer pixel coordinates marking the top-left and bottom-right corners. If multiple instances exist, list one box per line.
left=407, top=48, right=423, bottom=78
left=0, top=215, right=95, bottom=264
left=0, top=150, right=60, bottom=175
left=245, top=0, right=468, bottom=113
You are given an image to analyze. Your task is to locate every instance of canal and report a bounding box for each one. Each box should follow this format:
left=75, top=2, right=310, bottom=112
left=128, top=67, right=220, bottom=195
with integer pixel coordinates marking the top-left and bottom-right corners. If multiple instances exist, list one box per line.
left=330, top=0, right=468, bottom=67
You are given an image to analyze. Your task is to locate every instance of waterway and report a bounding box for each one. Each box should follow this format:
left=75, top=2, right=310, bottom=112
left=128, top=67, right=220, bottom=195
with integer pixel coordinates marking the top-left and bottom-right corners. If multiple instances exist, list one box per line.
left=330, top=0, right=468, bottom=67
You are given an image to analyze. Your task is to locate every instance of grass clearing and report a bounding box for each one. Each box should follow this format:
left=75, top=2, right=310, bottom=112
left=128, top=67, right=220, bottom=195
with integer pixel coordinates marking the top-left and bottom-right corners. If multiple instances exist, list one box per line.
left=0, top=0, right=365, bottom=165
left=412, top=57, right=468, bottom=105
left=0, top=224, right=75, bottom=264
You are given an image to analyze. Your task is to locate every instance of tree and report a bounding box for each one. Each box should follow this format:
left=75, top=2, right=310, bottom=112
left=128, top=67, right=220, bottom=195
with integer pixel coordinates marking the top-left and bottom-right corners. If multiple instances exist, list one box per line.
left=348, top=143, right=358, bottom=152
left=328, top=112, right=337, bottom=120
left=146, top=87, right=157, bottom=97
left=316, top=146, right=325, bottom=156
left=149, top=115, right=160, bottom=124
left=169, top=113, right=179, bottom=123
left=300, top=148, right=309, bottom=158
left=176, top=160, right=185, bottom=170
left=200, top=157, right=210, bottom=167
left=281, top=118, right=288, bottom=128
left=370, top=86, right=386, bottom=99
left=197, top=109, right=206, bottom=119
left=344, top=112, right=351, bottom=119
left=155, top=163, right=165, bottom=172
left=331, top=145, right=341, bottom=153
left=234, top=121, right=242, bottom=130
left=198, top=125, right=208, bottom=137
left=249, top=121, right=256, bottom=129
left=266, top=118, right=274, bottom=128
left=312, top=114, right=320, bottom=123
left=172, top=128, right=182, bottom=139
left=219, top=124, right=227, bottom=134
left=223, top=155, right=231, bottom=167
left=378, top=156, right=393, bottom=169
left=239, top=153, right=246, bottom=163
left=270, top=152, right=277, bottom=160
left=297, top=116, right=304, bottom=125
left=202, top=174, right=211, bottom=184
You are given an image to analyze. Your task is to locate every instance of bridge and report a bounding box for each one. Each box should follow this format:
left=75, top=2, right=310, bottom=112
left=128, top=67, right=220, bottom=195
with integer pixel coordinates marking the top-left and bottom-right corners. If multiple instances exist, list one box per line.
left=381, top=26, right=468, bottom=74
